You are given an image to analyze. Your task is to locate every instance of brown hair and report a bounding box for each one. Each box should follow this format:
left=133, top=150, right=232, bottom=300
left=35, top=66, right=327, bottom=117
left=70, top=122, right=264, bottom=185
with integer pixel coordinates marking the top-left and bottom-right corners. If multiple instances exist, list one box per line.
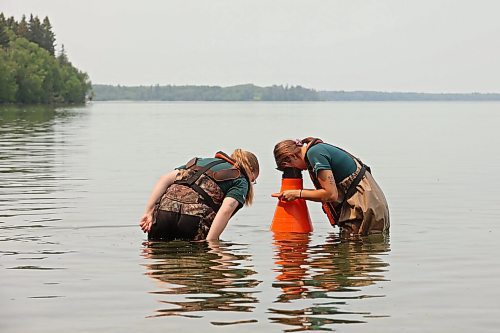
left=231, top=149, right=259, bottom=206
left=273, top=137, right=318, bottom=171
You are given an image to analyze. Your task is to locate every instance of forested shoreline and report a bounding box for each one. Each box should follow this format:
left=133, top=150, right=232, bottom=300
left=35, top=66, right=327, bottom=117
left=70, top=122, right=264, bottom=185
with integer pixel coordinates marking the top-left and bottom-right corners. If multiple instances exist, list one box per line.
left=0, top=13, right=91, bottom=104
left=2, top=13, right=497, bottom=104
left=93, top=84, right=500, bottom=102
left=92, top=84, right=320, bottom=101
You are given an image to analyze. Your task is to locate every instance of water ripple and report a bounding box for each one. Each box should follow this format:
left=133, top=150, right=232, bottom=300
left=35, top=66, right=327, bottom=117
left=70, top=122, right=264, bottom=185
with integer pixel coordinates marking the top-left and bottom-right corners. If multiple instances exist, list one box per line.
left=268, top=233, right=390, bottom=331
left=142, top=241, right=261, bottom=323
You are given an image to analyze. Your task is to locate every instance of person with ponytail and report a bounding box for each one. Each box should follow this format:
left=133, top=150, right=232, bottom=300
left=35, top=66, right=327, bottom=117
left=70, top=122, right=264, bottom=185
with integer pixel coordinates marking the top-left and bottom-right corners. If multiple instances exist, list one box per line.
left=272, top=137, right=389, bottom=237
left=140, top=149, right=259, bottom=241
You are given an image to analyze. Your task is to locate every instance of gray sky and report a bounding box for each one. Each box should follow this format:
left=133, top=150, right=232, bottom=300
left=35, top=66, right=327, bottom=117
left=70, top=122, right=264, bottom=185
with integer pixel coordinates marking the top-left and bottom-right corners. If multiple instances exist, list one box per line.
left=2, top=0, right=499, bottom=92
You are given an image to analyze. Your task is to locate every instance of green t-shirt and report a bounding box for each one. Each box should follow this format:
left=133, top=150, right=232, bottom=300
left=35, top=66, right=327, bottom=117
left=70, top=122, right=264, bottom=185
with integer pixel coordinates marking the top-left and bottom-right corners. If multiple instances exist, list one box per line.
left=177, top=157, right=249, bottom=207
left=306, top=143, right=357, bottom=182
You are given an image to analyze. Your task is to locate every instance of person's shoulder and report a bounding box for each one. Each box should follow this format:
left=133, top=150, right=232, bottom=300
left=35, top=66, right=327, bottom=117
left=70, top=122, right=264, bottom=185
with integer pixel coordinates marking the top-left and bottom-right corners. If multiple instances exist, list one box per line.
left=231, top=174, right=249, bottom=186
left=229, top=176, right=249, bottom=195
left=240, top=175, right=250, bottom=185
left=307, top=143, right=328, bottom=156
left=224, top=175, right=249, bottom=204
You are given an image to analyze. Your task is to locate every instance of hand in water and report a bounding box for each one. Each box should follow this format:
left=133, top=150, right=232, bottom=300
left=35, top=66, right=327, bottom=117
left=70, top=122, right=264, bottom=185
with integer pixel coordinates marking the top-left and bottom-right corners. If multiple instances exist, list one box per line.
left=139, top=212, right=154, bottom=232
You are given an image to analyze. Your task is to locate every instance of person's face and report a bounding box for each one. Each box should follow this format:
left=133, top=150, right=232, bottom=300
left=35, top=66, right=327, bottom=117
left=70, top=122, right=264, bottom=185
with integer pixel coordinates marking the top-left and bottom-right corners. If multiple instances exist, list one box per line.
left=250, top=171, right=259, bottom=184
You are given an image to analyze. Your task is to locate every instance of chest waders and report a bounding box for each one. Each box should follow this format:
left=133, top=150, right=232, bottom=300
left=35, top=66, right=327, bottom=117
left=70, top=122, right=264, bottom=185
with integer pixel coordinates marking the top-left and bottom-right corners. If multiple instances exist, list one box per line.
left=154, top=152, right=246, bottom=240
left=304, top=138, right=371, bottom=228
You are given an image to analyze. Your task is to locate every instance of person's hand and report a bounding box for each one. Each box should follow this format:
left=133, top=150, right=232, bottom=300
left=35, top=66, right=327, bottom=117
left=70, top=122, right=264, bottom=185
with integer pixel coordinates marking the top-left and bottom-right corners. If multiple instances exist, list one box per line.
left=271, top=190, right=300, bottom=202
left=140, top=212, right=154, bottom=233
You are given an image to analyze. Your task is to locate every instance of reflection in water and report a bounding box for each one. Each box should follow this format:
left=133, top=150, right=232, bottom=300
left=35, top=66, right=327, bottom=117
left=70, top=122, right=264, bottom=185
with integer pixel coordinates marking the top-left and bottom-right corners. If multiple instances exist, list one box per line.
left=0, top=105, right=86, bottom=261
left=141, top=241, right=261, bottom=325
left=0, top=105, right=84, bottom=224
left=270, top=233, right=390, bottom=331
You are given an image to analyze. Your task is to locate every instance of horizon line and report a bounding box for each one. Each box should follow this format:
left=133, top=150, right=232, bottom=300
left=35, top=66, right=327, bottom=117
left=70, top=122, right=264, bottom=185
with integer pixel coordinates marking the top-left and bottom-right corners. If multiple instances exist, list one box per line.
left=91, top=83, right=500, bottom=95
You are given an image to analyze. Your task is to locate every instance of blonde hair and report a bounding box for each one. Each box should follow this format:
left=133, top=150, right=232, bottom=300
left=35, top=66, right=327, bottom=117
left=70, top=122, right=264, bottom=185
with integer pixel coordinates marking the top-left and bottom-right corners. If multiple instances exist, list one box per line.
left=231, top=149, right=259, bottom=206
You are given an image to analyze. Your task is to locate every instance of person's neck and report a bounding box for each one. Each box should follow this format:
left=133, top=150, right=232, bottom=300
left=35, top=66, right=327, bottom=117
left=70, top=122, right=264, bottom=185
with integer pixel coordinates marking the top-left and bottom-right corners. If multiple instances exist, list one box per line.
left=300, top=145, right=307, bottom=160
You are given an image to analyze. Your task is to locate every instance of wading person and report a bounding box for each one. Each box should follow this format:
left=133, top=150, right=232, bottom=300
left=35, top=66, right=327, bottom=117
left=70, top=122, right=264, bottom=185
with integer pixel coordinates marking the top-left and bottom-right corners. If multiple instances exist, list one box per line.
left=140, top=149, right=259, bottom=241
left=272, top=137, right=389, bottom=236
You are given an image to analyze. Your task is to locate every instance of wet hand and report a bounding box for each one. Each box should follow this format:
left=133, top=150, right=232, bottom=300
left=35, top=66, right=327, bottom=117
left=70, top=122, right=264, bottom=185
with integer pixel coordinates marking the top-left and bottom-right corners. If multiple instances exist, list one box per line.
left=139, top=213, right=153, bottom=233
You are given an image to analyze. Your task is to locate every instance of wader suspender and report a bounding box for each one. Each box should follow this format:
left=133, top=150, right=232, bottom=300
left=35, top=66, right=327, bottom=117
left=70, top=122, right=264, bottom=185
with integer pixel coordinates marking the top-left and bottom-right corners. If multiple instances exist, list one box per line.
left=174, top=159, right=226, bottom=213
left=215, top=151, right=251, bottom=194
left=304, top=138, right=371, bottom=226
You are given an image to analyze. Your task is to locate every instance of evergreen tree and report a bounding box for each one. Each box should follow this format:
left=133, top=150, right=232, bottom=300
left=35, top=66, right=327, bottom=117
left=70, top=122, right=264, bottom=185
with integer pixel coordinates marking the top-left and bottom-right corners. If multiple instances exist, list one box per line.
left=16, top=15, right=29, bottom=39
left=0, top=15, right=90, bottom=104
left=28, top=15, right=44, bottom=47
left=27, top=14, right=35, bottom=40
left=41, top=16, right=56, bottom=55
left=0, top=15, right=10, bottom=48
left=6, top=16, right=17, bottom=31
left=57, top=44, right=69, bottom=64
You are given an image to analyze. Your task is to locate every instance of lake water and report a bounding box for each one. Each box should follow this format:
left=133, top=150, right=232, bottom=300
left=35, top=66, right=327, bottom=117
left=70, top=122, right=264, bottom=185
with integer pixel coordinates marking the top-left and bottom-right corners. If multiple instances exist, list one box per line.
left=1, top=101, right=499, bottom=332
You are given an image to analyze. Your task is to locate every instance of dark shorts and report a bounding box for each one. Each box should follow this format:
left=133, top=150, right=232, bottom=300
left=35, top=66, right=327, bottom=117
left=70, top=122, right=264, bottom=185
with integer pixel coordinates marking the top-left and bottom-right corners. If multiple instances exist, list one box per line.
left=148, top=210, right=202, bottom=241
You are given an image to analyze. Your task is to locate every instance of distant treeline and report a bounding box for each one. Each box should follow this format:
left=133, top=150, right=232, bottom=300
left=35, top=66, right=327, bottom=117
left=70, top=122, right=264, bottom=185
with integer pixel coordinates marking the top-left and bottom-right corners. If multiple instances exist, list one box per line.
left=318, top=91, right=500, bottom=101
left=92, top=84, right=320, bottom=101
left=0, top=13, right=91, bottom=104
left=93, top=84, right=500, bottom=101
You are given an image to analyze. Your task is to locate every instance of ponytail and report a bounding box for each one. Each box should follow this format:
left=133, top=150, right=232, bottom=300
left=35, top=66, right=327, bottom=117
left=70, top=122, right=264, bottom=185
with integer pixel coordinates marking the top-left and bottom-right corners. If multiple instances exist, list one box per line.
left=231, top=149, right=259, bottom=206
left=301, top=137, right=316, bottom=145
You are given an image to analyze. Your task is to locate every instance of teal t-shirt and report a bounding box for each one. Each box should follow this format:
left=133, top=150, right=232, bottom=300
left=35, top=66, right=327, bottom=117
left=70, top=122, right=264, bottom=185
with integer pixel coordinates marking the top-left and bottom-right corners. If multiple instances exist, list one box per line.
left=306, top=143, right=357, bottom=182
left=177, top=157, right=249, bottom=206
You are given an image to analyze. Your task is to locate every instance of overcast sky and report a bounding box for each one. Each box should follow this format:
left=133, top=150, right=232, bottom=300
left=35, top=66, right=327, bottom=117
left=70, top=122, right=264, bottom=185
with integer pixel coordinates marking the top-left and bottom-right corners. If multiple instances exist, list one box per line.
left=2, top=0, right=499, bottom=92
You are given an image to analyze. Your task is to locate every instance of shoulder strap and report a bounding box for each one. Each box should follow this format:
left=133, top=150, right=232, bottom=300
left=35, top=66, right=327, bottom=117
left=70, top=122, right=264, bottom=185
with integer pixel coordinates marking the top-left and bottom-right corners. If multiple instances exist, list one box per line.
left=174, top=159, right=226, bottom=213
left=302, top=139, right=338, bottom=226
left=214, top=151, right=236, bottom=166
left=176, top=159, right=225, bottom=186
left=185, top=157, right=198, bottom=169
left=303, top=138, right=324, bottom=188
left=214, top=151, right=250, bottom=184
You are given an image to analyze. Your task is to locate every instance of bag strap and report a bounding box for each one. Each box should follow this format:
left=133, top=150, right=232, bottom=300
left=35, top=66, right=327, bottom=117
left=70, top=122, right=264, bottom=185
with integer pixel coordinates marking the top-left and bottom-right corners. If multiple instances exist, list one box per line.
left=344, top=165, right=367, bottom=201
left=174, top=159, right=225, bottom=212
left=176, top=159, right=224, bottom=186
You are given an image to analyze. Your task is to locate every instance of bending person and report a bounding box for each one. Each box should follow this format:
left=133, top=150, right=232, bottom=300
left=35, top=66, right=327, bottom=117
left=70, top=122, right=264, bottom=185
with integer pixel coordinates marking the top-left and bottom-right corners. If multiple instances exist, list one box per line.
left=140, top=149, right=259, bottom=241
left=272, top=137, right=389, bottom=236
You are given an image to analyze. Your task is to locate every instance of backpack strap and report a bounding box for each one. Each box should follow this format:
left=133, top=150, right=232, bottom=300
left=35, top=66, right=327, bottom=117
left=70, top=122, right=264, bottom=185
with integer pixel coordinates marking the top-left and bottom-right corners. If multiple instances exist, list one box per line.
left=214, top=151, right=250, bottom=183
left=175, top=159, right=225, bottom=212
left=185, top=157, right=198, bottom=169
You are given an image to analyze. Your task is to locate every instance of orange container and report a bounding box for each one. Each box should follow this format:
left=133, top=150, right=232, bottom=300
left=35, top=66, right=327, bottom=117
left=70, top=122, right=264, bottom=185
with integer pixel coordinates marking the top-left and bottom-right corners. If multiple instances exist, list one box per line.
left=271, top=170, right=313, bottom=233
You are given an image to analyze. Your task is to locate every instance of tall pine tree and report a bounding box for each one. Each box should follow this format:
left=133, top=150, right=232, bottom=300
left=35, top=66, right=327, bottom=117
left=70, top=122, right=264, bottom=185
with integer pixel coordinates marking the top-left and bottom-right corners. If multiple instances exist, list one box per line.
left=41, top=16, right=55, bottom=55
left=16, top=15, right=29, bottom=39
left=28, top=15, right=44, bottom=47
left=0, top=14, right=10, bottom=48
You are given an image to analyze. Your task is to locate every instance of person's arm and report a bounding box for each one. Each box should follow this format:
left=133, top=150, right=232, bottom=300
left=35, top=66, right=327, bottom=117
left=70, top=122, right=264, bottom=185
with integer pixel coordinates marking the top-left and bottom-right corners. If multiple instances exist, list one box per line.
left=271, top=169, right=338, bottom=203
left=206, top=197, right=240, bottom=241
left=140, top=169, right=179, bottom=233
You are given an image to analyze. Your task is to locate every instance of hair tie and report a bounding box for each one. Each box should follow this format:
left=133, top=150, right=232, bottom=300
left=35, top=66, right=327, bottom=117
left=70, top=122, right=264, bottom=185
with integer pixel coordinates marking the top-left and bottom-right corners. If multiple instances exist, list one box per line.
left=294, top=139, right=303, bottom=146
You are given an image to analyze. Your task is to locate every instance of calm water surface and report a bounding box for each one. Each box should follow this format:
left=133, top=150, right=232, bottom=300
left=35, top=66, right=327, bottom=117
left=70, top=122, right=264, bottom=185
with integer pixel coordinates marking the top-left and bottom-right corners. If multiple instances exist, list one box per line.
left=1, top=102, right=499, bottom=332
